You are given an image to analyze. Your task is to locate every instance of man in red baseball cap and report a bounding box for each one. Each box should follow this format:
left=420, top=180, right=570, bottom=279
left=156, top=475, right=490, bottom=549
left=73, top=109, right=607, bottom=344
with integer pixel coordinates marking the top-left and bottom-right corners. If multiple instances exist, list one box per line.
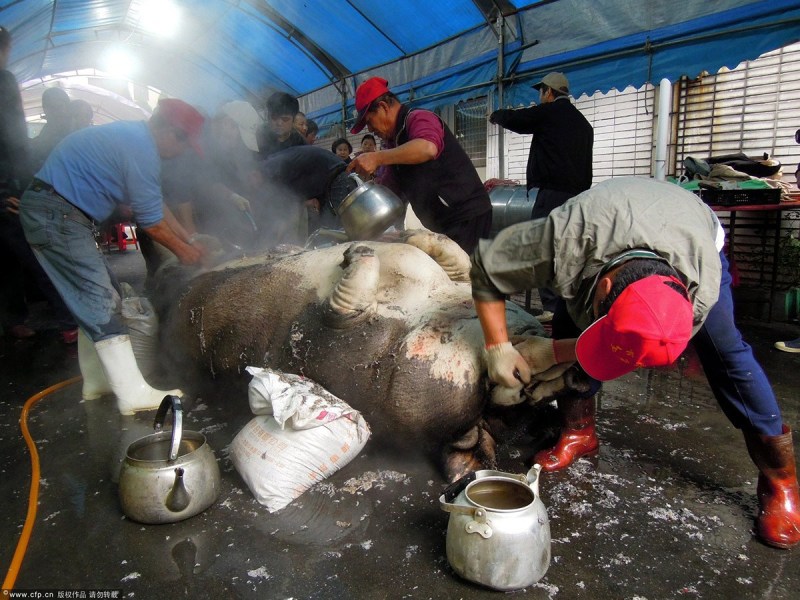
left=19, top=97, right=209, bottom=416
left=154, top=97, right=206, bottom=157
left=346, top=76, right=491, bottom=254
left=471, top=176, right=800, bottom=549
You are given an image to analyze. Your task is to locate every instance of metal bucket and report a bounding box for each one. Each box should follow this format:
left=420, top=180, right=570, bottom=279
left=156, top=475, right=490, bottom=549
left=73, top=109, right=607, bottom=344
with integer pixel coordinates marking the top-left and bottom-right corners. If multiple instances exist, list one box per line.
left=489, top=185, right=539, bottom=236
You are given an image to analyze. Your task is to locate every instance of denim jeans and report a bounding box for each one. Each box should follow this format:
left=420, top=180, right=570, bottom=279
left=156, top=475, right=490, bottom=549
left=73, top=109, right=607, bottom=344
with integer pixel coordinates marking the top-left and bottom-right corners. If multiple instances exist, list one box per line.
left=19, top=187, right=126, bottom=341
left=553, top=250, right=783, bottom=436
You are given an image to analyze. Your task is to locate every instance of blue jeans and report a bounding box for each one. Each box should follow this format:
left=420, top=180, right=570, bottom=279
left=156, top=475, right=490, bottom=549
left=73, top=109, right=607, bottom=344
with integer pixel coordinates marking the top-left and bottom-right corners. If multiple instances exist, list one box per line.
left=553, top=250, right=783, bottom=436
left=19, top=187, right=126, bottom=342
left=691, top=251, right=783, bottom=436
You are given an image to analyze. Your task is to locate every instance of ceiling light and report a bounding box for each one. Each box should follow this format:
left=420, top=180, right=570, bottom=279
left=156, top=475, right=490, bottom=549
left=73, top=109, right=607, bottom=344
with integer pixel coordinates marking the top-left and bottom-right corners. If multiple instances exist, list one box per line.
left=139, top=0, right=181, bottom=38
left=102, top=47, right=137, bottom=79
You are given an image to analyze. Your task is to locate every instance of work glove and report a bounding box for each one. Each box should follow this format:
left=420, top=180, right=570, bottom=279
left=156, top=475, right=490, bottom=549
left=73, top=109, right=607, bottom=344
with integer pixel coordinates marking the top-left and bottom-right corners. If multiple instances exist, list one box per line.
left=488, top=110, right=500, bottom=125
left=189, top=233, right=224, bottom=256
left=513, top=336, right=557, bottom=375
left=524, top=362, right=575, bottom=404
left=533, top=361, right=575, bottom=382
left=526, top=375, right=567, bottom=405
left=484, top=341, right=531, bottom=388
left=229, top=192, right=251, bottom=212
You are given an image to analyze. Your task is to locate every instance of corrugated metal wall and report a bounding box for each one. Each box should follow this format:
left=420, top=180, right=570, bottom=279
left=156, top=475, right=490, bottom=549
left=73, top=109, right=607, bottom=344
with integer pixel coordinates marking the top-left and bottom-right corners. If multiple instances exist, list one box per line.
left=675, top=42, right=800, bottom=183
left=674, top=42, right=800, bottom=305
left=488, top=42, right=800, bottom=187
left=486, top=85, right=656, bottom=185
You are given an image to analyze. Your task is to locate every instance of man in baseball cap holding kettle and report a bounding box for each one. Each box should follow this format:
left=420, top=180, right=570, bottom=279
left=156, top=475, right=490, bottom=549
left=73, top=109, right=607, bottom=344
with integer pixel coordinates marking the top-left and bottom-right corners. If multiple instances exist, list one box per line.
left=347, top=77, right=491, bottom=254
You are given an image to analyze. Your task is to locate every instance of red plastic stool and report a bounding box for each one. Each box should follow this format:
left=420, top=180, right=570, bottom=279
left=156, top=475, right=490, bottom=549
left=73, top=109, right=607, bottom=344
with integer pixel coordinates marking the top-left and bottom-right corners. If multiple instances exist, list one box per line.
left=114, top=223, right=138, bottom=251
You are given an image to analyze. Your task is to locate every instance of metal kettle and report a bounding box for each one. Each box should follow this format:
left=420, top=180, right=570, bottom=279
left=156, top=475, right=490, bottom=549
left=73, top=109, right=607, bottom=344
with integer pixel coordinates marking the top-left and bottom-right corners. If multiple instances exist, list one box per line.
left=118, top=395, right=221, bottom=524
left=439, top=465, right=551, bottom=591
left=335, top=173, right=405, bottom=240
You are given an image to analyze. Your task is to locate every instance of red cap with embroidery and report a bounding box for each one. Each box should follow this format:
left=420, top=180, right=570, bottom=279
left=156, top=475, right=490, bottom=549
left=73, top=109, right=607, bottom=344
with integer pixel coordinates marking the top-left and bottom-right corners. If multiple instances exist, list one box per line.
left=575, top=275, right=694, bottom=381
left=156, top=98, right=205, bottom=157
left=351, top=77, right=390, bottom=134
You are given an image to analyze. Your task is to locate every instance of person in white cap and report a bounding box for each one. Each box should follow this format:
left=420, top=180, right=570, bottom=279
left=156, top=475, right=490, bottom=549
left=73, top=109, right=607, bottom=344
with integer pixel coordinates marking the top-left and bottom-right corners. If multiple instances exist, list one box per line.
left=489, top=71, right=593, bottom=314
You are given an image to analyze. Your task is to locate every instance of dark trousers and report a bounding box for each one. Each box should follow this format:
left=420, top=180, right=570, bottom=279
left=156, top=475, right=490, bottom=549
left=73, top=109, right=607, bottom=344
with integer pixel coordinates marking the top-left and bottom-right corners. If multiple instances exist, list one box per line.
left=533, top=188, right=577, bottom=312
left=442, top=210, right=492, bottom=255
left=0, top=210, right=75, bottom=330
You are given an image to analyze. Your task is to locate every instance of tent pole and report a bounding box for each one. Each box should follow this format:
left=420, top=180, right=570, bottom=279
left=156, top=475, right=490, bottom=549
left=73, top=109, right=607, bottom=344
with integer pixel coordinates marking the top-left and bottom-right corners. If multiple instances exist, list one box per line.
left=654, top=78, right=671, bottom=180
left=339, top=80, right=348, bottom=136
left=496, top=15, right=505, bottom=180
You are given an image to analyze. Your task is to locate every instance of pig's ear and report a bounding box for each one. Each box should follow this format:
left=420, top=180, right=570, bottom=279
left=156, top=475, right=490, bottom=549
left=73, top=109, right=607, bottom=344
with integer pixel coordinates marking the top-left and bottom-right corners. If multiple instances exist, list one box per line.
left=399, top=229, right=471, bottom=282
left=324, top=247, right=379, bottom=328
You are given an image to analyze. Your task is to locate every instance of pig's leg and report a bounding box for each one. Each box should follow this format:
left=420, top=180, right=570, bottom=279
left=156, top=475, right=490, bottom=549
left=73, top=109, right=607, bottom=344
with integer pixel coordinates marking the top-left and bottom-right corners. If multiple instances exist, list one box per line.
left=441, top=420, right=497, bottom=482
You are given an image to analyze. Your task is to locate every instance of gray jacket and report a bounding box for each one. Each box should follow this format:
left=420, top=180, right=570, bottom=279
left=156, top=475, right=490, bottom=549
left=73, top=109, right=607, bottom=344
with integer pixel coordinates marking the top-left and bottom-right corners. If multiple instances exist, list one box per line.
left=471, top=177, right=722, bottom=332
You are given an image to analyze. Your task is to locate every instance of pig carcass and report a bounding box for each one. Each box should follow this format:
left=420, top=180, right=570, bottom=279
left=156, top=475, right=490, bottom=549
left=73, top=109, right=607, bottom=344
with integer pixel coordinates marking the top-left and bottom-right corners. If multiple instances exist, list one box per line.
left=158, top=231, right=544, bottom=481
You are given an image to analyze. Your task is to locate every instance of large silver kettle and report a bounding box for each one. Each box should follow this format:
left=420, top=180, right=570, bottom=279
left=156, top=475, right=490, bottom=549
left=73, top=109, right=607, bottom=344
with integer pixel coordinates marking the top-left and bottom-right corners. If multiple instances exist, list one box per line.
left=439, top=465, right=551, bottom=591
left=118, top=395, right=221, bottom=524
left=335, top=173, right=405, bottom=240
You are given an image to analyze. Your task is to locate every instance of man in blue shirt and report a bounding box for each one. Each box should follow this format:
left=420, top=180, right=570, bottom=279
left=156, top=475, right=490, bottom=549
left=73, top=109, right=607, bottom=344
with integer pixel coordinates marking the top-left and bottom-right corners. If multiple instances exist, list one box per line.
left=19, top=98, right=206, bottom=415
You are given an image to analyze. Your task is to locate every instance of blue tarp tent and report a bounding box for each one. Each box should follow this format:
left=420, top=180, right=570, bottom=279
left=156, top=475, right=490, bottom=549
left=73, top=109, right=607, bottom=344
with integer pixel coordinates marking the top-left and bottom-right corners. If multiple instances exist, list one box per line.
left=2, top=0, right=799, bottom=127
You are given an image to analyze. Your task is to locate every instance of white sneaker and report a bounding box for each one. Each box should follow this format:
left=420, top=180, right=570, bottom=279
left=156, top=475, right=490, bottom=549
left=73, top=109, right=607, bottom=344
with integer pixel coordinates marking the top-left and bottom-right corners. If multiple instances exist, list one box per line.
left=774, top=338, right=800, bottom=353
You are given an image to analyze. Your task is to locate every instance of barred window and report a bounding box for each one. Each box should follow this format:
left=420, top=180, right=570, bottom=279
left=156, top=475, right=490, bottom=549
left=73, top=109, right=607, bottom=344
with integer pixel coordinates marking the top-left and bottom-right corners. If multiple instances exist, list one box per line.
left=454, top=97, right=487, bottom=167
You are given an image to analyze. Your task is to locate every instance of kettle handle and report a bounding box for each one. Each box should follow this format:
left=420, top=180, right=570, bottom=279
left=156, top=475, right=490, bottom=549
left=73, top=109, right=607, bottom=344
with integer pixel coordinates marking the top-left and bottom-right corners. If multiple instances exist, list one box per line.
left=348, top=172, right=365, bottom=187
left=153, top=395, right=183, bottom=461
left=439, top=471, right=480, bottom=515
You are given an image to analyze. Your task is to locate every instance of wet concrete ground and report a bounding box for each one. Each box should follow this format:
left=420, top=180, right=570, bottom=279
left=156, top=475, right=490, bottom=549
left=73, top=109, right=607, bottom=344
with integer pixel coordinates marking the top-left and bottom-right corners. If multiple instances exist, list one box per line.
left=1, top=248, right=799, bottom=599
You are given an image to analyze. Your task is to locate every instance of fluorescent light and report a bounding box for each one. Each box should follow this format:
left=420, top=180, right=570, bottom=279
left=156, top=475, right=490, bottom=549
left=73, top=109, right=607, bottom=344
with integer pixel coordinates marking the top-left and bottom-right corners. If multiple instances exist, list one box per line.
left=102, top=47, right=137, bottom=79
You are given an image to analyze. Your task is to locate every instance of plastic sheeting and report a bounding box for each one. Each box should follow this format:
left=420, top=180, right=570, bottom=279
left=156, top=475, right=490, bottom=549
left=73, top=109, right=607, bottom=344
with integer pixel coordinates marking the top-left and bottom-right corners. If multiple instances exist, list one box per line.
left=2, top=0, right=799, bottom=127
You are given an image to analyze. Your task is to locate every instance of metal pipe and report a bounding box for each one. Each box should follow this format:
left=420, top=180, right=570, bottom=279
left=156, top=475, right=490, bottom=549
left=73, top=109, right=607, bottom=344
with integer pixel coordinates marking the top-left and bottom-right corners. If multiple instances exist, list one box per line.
left=341, top=82, right=347, bottom=132
left=497, top=14, right=505, bottom=179
left=654, top=78, right=671, bottom=180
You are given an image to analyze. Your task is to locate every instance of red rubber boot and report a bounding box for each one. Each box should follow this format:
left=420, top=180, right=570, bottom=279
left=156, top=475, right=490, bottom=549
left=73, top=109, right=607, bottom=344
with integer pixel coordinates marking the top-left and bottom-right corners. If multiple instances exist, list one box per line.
left=743, top=424, right=800, bottom=549
left=533, top=396, right=599, bottom=471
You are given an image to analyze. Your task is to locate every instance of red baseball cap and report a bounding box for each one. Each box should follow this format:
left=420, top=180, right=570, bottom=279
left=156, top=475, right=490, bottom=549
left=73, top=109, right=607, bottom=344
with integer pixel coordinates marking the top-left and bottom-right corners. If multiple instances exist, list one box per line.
left=351, top=77, right=390, bottom=134
left=575, top=275, right=694, bottom=381
left=156, top=98, right=205, bottom=157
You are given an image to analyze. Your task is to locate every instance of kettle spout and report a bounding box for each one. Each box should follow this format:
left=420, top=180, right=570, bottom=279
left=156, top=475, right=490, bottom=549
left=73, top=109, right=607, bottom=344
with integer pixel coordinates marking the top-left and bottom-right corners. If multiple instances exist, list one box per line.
left=166, top=468, right=192, bottom=512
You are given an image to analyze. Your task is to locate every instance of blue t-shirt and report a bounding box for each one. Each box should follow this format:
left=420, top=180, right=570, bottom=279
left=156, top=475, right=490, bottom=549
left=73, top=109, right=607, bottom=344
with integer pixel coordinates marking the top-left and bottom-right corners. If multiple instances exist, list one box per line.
left=37, top=120, right=164, bottom=227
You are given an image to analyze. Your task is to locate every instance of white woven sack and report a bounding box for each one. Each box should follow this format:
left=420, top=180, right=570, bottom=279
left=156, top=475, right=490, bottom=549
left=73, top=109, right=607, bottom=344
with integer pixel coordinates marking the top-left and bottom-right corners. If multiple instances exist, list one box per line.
left=121, top=296, right=159, bottom=380
left=230, top=413, right=370, bottom=513
left=245, top=366, right=357, bottom=429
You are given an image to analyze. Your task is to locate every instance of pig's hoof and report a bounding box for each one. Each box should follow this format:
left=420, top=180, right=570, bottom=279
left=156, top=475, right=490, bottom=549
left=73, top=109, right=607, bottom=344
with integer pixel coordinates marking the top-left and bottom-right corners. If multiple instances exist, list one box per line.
left=442, top=423, right=497, bottom=482
left=442, top=449, right=484, bottom=483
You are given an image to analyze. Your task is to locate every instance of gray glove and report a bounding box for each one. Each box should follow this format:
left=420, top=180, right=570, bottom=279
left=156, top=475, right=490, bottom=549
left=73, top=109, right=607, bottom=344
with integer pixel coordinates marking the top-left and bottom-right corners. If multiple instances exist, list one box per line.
left=484, top=342, right=531, bottom=388
left=189, top=233, right=224, bottom=255
left=513, top=336, right=557, bottom=375
left=229, top=192, right=251, bottom=212
left=526, top=377, right=567, bottom=404
left=533, top=361, right=575, bottom=382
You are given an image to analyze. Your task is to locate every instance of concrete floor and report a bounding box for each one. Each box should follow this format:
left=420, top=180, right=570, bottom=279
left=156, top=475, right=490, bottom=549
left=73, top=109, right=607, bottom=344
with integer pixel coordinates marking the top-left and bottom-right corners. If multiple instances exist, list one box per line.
left=2, top=248, right=799, bottom=599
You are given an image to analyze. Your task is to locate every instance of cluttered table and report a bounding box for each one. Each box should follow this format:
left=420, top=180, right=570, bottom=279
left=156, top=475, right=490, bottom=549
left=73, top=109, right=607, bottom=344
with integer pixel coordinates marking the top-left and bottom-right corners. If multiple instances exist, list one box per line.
left=707, top=195, right=800, bottom=320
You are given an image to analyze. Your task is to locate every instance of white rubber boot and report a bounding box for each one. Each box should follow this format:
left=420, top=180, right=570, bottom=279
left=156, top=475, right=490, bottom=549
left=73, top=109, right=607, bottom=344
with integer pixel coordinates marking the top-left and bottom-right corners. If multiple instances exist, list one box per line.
left=78, top=328, right=111, bottom=400
left=94, top=334, right=183, bottom=415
